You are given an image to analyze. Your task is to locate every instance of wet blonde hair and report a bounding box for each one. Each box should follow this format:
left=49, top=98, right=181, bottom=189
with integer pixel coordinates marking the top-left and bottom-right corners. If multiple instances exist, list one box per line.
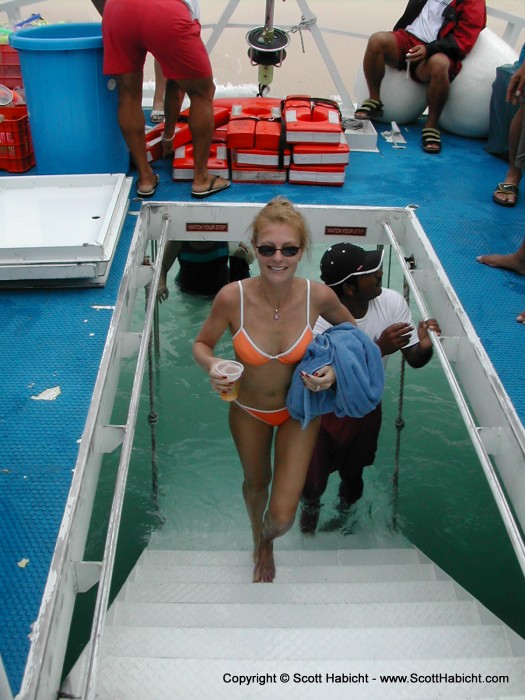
left=251, top=196, right=311, bottom=253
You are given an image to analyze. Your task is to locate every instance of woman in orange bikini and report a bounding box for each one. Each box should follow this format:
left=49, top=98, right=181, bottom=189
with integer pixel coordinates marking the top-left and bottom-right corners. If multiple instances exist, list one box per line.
left=193, top=197, right=355, bottom=582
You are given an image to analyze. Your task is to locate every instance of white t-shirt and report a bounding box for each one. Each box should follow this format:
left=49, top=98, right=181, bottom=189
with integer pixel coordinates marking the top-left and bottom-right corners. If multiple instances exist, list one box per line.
left=182, top=0, right=200, bottom=21
left=406, top=0, right=452, bottom=43
left=314, top=288, right=418, bottom=368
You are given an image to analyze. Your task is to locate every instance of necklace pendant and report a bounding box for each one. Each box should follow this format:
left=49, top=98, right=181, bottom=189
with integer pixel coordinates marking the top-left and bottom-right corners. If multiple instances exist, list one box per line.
left=273, top=309, right=280, bottom=321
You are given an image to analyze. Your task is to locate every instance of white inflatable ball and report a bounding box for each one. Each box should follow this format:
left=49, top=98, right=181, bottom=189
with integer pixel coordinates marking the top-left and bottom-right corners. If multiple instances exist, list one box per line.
left=354, top=64, right=427, bottom=124
left=439, top=28, right=518, bottom=137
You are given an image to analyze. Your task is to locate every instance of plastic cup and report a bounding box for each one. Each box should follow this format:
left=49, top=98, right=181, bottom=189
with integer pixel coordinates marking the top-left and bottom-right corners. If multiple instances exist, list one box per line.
left=216, top=360, right=244, bottom=402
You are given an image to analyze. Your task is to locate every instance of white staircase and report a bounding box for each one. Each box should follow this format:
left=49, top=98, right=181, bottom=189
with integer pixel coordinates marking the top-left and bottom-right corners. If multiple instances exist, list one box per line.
left=65, top=539, right=525, bottom=699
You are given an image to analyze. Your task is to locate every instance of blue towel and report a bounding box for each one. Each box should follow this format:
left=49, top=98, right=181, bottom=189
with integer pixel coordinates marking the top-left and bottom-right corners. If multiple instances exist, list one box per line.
left=286, top=322, right=384, bottom=428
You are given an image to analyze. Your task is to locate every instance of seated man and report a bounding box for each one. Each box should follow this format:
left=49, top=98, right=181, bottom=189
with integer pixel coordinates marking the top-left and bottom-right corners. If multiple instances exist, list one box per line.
left=492, top=60, right=525, bottom=207
left=354, top=0, right=486, bottom=154
left=483, top=61, right=525, bottom=325
left=300, top=243, right=441, bottom=534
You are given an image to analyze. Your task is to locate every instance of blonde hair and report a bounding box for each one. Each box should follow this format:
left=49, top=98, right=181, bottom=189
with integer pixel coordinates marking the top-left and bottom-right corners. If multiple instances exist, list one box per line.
left=251, top=196, right=311, bottom=253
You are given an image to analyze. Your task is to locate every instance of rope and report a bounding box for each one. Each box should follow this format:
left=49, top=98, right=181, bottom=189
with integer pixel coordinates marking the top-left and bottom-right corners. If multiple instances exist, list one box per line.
left=342, top=118, right=363, bottom=131
left=152, top=239, right=161, bottom=363
left=144, top=246, right=159, bottom=502
left=288, top=15, right=317, bottom=53
left=391, top=350, right=406, bottom=532
left=391, top=259, right=414, bottom=532
left=147, top=329, right=159, bottom=501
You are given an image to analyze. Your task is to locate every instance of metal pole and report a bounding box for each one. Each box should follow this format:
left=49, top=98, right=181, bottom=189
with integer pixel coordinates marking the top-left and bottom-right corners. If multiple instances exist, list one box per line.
left=264, top=0, right=276, bottom=31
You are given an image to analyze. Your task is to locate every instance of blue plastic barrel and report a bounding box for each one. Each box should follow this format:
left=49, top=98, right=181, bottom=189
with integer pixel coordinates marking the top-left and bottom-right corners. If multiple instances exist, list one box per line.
left=10, top=23, right=129, bottom=175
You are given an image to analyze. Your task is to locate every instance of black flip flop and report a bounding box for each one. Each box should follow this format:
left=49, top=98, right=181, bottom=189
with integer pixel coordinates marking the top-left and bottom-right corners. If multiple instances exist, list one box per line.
left=191, top=176, right=231, bottom=200
left=136, top=173, right=160, bottom=199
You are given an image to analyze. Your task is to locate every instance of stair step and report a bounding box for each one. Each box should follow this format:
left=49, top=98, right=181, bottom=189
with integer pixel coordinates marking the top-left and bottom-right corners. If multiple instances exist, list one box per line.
left=64, top=544, right=525, bottom=700
left=133, top=563, right=436, bottom=584
left=112, top=600, right=481, bottom=628
left=121, top=579, right=458, bottom=604
left=100, top=625, right=512, bottom=660
left=94, top=657, right=525, bottom=700
left=139, top=548, right=421, bottom=567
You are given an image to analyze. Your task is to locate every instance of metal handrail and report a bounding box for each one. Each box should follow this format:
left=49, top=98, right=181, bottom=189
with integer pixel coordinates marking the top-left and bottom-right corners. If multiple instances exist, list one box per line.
left=81, top=215, right=169, bottom=700
left=202, top=2, right=525, bottom=58
left=382, top=220, right=525, bottom=581
left=487, top=7, right=525, bottom=48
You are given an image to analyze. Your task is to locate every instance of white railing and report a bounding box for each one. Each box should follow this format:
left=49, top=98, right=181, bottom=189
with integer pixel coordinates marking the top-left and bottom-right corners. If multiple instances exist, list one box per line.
left=383, top=218, right=525, bottom=579
left=487, top=6, right=525, bottom=48
left=17, top=208, right=168, bottom=700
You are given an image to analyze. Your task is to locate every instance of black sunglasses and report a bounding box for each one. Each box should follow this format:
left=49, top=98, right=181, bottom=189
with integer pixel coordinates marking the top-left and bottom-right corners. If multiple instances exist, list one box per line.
left=256, top=245, right=301, bottom=258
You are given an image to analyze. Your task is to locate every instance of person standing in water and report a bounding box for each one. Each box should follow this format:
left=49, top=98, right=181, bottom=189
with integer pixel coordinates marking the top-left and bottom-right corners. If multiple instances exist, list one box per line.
left=193, top=197, right=355, bottom=582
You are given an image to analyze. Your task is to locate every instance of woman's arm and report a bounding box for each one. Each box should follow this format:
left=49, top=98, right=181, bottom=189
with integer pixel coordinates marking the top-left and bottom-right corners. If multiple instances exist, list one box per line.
left=300, top=282, right=355, bottom=393
left=158, top=241, right=182, bottom=302
left=314, top=282, right=356, bottom=326
left=193, top=284, right=238, bottom=392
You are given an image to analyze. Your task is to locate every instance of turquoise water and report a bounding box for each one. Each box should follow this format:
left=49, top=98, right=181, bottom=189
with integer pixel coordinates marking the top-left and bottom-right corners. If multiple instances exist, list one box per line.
left=64, top=245, right=525, bottom=674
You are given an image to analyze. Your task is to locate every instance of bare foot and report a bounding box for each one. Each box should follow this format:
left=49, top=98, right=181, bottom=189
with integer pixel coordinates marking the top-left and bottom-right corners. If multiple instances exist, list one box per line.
left=476, top=252, right=525, bottom=276
left=253, top=540, right=275, bottom=583
left=517, top=311, right=525, bottom=324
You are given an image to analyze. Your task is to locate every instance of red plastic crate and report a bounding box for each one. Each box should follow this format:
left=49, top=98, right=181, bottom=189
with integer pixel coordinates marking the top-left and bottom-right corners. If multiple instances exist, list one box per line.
left=0, top=106, right=35, bottom=172
left=0, top=45, right=23, bottom=89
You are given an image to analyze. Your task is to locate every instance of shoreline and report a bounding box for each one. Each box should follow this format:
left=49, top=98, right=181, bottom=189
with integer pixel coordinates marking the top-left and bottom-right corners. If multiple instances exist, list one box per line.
left=3, top=1, right=524, bottom=93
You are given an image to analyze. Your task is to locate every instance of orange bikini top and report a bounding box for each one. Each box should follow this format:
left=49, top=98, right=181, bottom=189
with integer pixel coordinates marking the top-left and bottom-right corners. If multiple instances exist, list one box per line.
left=232, top=279, right=314, bottom=366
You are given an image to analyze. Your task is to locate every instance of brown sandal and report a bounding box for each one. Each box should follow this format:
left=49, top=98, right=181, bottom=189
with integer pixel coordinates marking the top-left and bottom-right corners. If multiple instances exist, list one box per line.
left=493, top=182, right=519, bottom=207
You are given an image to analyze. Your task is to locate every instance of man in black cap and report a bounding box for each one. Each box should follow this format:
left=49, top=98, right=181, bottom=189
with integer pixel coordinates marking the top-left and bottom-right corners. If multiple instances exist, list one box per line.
left=300, top=242, right=441, bottom=534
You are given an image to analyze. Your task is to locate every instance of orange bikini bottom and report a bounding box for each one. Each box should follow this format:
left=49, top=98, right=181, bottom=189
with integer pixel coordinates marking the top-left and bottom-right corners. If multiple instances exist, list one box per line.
left=234, top=401, right=290, bottom=427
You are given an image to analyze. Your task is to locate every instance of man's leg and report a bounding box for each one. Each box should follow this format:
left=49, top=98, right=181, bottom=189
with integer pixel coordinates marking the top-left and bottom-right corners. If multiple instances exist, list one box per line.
left=363, top=31, right=401, bottom=100
left=151, top=58, right=167, bottom=119
left=415, top=53, right=451, bottom=129
left=414, top=53, right=451, bottom=153
left=492, top=104, right=525, bottom=205
left=159, top=80, right=185, bottom=161
left=300, top=424, right=334, bottom=535
left=116, top=72, right=158, bottom=194
left=354, top=31, right=400, bottom=118
left=176, top=75, right=230, bottom=194
left=477, top=238, right=525, bottom=276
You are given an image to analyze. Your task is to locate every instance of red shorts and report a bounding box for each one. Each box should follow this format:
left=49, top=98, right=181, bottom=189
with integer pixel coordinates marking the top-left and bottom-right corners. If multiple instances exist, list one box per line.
left=393, top=29, right=461, bottom=82
left=102, top=0, right=212, bottom=80
left=302, top=404, right=382, bottom=502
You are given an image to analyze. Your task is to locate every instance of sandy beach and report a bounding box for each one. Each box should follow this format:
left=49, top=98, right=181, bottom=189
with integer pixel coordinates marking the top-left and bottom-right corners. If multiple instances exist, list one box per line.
left=2, top=0, right=525, bottom=97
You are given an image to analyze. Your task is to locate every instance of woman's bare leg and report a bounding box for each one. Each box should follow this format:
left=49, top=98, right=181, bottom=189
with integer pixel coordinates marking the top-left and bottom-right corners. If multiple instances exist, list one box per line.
left=254, top=416, right=321, bottom=582
left=229, top=403, right=273, bottom=560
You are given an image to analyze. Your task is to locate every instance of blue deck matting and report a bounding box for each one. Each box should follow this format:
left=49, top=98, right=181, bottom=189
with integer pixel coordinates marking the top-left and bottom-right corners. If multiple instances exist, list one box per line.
left=1, top=116, right=524, bottom=695
left=0, top=200, right=139, bottom=693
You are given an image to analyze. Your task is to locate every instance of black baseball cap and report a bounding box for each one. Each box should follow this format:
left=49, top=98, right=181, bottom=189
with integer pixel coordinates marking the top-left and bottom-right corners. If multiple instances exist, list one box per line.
left=320, top=243, right=384, bottom=287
